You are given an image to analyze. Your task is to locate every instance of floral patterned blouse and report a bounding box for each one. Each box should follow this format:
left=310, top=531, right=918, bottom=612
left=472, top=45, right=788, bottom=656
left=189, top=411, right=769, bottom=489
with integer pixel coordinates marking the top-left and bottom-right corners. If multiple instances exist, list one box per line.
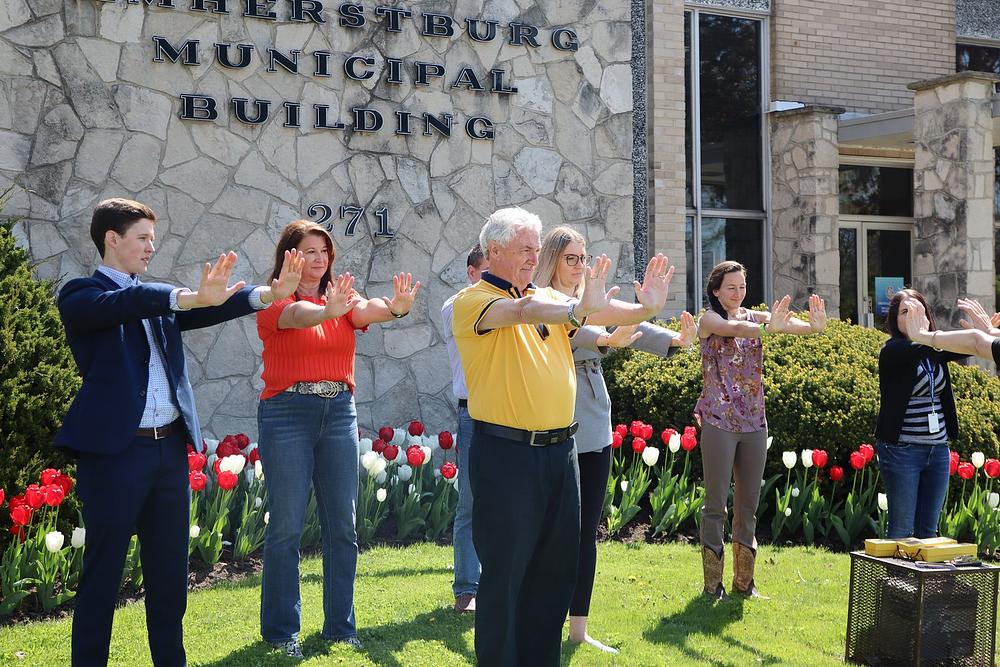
left=694, top=309, right=767, bottom=433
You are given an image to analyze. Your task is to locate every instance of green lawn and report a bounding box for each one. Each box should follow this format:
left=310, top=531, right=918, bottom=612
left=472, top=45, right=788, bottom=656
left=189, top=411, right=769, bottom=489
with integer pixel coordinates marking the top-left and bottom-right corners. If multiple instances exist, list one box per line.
left=2, top=543, right=860, bottom=665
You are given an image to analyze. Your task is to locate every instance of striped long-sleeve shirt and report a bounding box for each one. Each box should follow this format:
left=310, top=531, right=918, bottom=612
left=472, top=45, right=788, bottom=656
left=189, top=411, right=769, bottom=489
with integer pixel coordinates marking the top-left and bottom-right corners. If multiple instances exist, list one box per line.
left=897, top=361, right=948, bottom=446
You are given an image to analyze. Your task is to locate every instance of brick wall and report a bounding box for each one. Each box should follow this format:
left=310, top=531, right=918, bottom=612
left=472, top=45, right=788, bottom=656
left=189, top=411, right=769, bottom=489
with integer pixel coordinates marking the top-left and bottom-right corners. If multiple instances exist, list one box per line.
left=647, top=0, right=688, bottom=313
left=772, top=0, right=956, bottom=114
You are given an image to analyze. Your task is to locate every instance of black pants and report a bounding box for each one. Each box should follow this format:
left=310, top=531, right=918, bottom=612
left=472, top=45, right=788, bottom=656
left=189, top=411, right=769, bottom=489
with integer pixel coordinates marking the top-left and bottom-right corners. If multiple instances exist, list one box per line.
left=72, top=432, right=189, bottom=667
left=570, top=446, right=612, bottom=617
left=470, top=429, right=581, bottom=667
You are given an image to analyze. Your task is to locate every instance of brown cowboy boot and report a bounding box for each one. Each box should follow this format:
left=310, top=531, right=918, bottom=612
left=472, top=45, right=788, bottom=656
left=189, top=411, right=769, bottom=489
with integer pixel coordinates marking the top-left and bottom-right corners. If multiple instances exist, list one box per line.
left=732, top=542, right=768, bottom=599
left=702, top=546, right=727, bottom=600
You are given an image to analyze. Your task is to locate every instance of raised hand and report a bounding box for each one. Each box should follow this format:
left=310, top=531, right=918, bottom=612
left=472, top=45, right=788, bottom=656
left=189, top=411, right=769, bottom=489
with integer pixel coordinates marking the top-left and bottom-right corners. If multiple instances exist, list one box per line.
left=765, top=295, right=793, bottom=333
left=385, top=272, right=421, bottom=316
left=675, top=311, right=697, bottom=347
left=903, top=297, right=931, bottom=339
left=634, top=254, right=674, bottom=314
left=578, top=254, right=620, bottom=317
left=957, top=298, right=992, bottom=332
left=807, top=294, right=827, bottom=333
left=194, top=252, right=246, bottom=307
left=324, top=273, right=361, bottom=318
left=269, top=250, right=305, bottom=301
left=606, top=324, right=642, bottom=348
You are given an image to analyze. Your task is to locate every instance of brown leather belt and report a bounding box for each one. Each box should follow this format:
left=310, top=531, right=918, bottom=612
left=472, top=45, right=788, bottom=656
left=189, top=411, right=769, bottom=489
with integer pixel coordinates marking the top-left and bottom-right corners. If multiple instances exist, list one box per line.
left=136, top=417, right=183, bottom=440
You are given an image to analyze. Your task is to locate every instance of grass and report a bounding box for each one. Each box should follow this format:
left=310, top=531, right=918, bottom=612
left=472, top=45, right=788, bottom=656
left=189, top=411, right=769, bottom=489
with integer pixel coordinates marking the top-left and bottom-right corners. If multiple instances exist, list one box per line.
left=0, top=543, right=875, bottom=665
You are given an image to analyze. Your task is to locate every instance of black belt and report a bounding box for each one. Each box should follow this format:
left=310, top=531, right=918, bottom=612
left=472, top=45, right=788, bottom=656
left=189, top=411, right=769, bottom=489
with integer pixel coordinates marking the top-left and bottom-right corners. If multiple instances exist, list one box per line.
left=473, top=419, right=578, bottom=447
left=136, top=417, right=184, bottom=440
left=458, top=398, right=468, bottom=409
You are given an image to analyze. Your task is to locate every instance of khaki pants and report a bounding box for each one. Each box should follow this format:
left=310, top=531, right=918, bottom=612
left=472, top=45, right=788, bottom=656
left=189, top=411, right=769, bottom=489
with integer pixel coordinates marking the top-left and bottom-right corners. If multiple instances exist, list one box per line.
left=699, top=423, right=768, bottom=554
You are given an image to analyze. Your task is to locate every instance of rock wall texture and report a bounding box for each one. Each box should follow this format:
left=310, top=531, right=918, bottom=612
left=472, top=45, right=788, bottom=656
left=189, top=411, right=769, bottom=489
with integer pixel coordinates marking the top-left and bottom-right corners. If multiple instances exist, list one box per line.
left=0, top=0, right=635, bottom=438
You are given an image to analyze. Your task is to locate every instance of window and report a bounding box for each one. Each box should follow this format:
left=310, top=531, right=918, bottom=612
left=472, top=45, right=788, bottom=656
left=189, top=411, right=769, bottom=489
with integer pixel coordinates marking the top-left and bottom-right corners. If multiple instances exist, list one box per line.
left=838, top=165, right=913, bottom=216
left=684, top=10, right=767, bottom=311
left=956, top=43, right=1000, bottom=74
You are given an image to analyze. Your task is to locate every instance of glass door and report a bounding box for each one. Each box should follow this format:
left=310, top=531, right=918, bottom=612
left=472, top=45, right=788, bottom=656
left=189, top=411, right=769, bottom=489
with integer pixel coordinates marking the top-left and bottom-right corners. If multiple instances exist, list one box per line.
left=839, top=221, right=912, bottom=328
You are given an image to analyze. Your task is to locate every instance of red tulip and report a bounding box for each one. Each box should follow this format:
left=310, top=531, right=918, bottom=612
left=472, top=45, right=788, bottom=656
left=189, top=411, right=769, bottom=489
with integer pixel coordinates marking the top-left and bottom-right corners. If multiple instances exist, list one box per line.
left=10, top=504, right=32, bottom=526
left=186, top=443, right=195, bottom=454
left=24, top=484, right=44, bottom=510
left=641, top=424, right=653, bottom=440
left=631, top=437, right=647, bottom=454
left=440, top=462, right=457, bottom=479
left=829, top=465, right=844, bottom=482
left=235, top=433, right=250, bottom=450
left=43, top=484, right=64, bottom=507
left=372, top=438, right=387, bottom=454
left=379, top=426, right=395, bottom=442
left=247, top=447, right=260, bottom=466
left=189, top=471, right=207, bottom=492
left=216, top=439, right=240, bottom=459
left=55, top=473, right=73, bottom=497
left=213, top=458, right=223, bottom=476
left=188, top=451, right=207, bottom=472
left=406, top=445, right=426, bottom=467
left=811, top=449, right=828, bottom=469
left=660, top=428, right=676, bottom=446
left=680, top=427, right=698, bottom=452
left=849, top=451, right=866, bottom=470
left=10, top=525, right=25, bottom=543
left=629, top=420, right=644, bottom=438
left=382, top=444, right=399, bottom=462
left=611, top=432, right=623, bottom=449
left=957, top=462, right=975, bottom=480
left=614, top=424, right=628, bottom=439
left=40, top=468, right=60, bottom=486
left=984, top=459, right=1000, bottom=479
left=859, top=443, right=875, bottom=463
left=950, top=451, right=960, bottom=475
left=408, top=420, right=424, bottom=436
left=438, top=431, right=454, bottom=449
left=0, top=488, right=4, bottom=507
left=217, top=470, right=239, bottom=491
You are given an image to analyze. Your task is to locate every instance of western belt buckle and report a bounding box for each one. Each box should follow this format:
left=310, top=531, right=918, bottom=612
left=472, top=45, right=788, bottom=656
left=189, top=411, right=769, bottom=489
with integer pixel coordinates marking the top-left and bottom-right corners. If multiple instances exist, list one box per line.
left=317, top=380, right=341, bottom=398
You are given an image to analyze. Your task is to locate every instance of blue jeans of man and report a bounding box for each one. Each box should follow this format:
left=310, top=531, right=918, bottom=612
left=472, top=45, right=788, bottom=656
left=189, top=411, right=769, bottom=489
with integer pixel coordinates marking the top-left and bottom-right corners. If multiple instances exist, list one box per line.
left=876, top=441, right=951, bottom=539
left=452, top=406, right=480, bottom=597
left=257, top=391, right=360, bottom=643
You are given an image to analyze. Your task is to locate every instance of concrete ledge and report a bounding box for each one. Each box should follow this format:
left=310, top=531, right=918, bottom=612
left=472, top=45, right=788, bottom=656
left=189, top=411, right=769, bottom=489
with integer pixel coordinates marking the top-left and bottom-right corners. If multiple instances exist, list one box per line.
left=907, top=71, right=1000, bottom=92
left=769, top=104, right=846, bottom=118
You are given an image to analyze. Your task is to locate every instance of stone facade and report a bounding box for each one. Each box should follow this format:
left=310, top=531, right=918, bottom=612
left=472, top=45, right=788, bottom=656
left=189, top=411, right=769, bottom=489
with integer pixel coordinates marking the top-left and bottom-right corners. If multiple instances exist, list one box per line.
left=910, top=72, right=999, bottom=326
left=0, top=0, right=636, bottom=439
left=769, top=105, right=843, bottom=313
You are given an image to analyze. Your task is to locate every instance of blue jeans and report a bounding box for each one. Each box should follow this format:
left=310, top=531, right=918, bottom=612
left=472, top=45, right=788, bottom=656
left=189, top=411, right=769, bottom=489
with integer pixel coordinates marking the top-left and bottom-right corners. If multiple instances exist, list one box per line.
left=453, top=406, right=480, bottom=597
left=876, top=441, right=951, bottom=539
left=257, top=391, right=360, bottom=643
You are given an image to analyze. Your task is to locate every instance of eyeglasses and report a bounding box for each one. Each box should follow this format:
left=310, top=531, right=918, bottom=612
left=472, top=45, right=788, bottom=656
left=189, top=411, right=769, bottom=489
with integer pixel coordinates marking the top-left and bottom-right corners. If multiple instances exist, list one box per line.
left=563, top=254, right=592, bottom=266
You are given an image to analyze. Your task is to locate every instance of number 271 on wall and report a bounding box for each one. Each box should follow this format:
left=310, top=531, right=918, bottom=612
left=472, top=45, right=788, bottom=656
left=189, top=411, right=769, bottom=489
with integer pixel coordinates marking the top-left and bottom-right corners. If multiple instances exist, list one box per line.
left=307, top=203, right=394, bottom=237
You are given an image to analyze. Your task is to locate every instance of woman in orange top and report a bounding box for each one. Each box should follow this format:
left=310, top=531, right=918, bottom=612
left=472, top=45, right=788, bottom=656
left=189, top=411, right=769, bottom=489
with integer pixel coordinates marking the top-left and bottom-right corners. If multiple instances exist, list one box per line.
left=256, top=220, right=419, bottom=658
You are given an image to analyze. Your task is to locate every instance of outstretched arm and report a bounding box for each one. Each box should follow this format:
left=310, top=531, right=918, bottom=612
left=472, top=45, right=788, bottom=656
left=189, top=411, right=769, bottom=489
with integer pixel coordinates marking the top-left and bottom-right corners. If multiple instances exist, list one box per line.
left=904, top=298, right=995, bottom=359
left=351, top=272, right=421, bottom=328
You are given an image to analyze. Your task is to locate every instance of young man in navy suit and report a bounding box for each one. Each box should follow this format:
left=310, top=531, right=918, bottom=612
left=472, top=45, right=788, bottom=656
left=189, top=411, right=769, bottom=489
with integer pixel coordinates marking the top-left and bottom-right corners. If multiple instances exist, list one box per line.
left=56, top=198, right=304, bottom=666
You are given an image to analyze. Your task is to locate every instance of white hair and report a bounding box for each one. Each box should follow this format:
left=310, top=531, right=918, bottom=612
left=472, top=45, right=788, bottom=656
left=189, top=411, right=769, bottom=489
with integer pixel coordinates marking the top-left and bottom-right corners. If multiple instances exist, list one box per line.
left=478, top=207, right=543, bottom=258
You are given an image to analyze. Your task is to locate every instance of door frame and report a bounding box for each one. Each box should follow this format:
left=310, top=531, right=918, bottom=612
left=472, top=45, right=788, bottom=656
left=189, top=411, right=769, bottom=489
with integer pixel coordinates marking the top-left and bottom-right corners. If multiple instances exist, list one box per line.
left=840, top=215, right=914, bottom=327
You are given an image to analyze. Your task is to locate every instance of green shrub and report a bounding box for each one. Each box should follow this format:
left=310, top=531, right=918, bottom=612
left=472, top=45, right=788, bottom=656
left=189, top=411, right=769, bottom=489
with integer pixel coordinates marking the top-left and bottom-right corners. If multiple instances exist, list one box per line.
left=604, top=316, right=1000, bottom=481
left=0, top=188, right=81, bottom=542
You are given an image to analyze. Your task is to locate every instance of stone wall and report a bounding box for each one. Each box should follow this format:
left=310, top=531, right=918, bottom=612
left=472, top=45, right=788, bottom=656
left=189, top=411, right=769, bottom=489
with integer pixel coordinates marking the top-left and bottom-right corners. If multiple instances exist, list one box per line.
left=0, top=0, right=636, bottom=439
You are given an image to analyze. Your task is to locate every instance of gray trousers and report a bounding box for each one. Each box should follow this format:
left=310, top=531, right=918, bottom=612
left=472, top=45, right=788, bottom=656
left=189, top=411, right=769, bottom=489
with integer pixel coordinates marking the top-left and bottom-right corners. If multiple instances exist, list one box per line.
left=699, top=422, right=768, bottom=555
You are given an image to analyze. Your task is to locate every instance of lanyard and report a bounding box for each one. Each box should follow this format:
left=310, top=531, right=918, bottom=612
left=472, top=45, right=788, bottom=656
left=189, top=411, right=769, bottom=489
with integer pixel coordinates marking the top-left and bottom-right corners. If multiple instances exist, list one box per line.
left=921, top=358, right=937, bottom=405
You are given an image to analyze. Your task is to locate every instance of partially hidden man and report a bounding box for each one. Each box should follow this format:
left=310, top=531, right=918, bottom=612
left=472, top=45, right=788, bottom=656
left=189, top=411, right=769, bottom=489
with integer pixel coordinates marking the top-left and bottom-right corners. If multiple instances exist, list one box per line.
left=55, top=198, right=303, bottom=667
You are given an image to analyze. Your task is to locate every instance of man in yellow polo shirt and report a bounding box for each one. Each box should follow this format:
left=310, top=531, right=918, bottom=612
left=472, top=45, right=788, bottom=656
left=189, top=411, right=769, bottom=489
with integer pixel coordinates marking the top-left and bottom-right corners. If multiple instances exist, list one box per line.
left=453, top=207, right=672, bottom=667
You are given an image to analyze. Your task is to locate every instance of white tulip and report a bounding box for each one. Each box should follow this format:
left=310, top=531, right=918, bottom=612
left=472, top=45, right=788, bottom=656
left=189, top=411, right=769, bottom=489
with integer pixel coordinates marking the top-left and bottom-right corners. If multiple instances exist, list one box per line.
left=397, top=464, right=413, bottom=482
left=989, top=493, right=1000, bottom=509
left=422, top=435, right=436, bottom=450
left=264, top=511, right=270, bottom=525
left=972, top=452, right=986, bottom=468
left=375, top=470, right=387, bottom=484
left=408, top=484, right=416, bottom=495
left=203, top=438, right=219, bottom=456
left=782, top=451, right=797, bottom=469
left=801, top=450, right=814, bottom=468
left=376, top=488, right=388, bottom=502
left=254, top=496, right=263, bottom=509
left=642, top=446, right=660, bottom=466
left=667, top=432, right=681, bottom=453
left=220, top=454, right=246, bottom=475
left=421, top=445, right=432, bottom=463
left=189, top=525, right=201, bottom=539
left=766, top=436, right=773, bottom=450
left=367, top=458, right=386, bottom=477
left=878, top=493, right=888, bottom=512
left=361, top=451, right=378, bottom=472
left=620, top=480, right=629, bottom=493
left=406, top=434, right=421, bottom=447
left=791, top=487, right=800, bottom=498
left=71, top=527, right=86, bottom=549
left=391, top=429, right=406, bottom=446
left=359, top=438, right=373, bottom=454
left=783, top=507, right=792, bottom=517
left=45, top=531, right=64, bottom=553
left=254, top=459, right=264, bottom=480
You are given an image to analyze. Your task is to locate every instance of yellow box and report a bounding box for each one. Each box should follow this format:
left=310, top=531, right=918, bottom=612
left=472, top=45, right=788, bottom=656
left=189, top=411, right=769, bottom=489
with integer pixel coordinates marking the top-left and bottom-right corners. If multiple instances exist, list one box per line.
left=895, top=537, right=957, bottom=558
left=864, top=539, right=901, bottom=557
left=909, top=543, right=978, bottom=563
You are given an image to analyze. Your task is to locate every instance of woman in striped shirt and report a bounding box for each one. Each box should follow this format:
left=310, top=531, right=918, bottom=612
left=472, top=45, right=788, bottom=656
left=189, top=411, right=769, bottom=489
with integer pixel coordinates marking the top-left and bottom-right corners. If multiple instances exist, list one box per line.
left=875, top=289, right=968, bottom=539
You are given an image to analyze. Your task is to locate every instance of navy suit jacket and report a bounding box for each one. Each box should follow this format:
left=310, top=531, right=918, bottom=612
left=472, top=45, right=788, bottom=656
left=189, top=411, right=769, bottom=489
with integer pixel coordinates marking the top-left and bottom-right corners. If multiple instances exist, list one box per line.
left=56, top=270, right=260, bottom=455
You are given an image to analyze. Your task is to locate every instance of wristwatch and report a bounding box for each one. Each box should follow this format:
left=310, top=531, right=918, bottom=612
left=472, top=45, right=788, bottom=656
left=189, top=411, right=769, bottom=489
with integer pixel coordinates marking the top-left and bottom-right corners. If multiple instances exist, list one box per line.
left=567, top=300, right=583, bottom=328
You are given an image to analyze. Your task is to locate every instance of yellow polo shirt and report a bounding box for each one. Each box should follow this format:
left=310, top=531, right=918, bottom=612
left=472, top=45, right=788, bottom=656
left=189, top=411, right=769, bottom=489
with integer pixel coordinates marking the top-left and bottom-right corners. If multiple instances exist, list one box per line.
left=452, top=273, right=576, bottom=431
